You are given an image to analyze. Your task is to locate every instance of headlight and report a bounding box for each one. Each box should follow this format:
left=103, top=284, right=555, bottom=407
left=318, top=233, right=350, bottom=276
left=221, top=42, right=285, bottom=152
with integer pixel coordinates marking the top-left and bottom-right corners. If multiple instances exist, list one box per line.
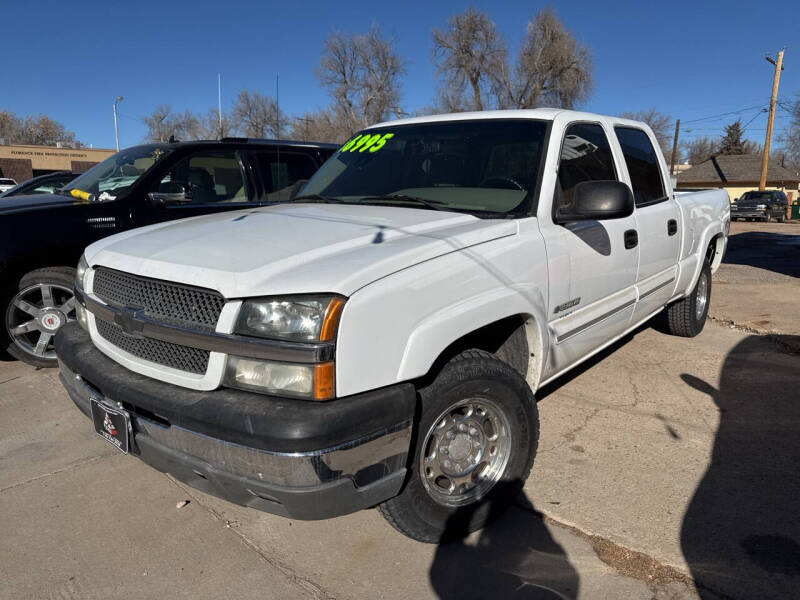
left=224, top=356, right=334, bottom=400
left=75, top=255, right=89, bottom=290
left=75, top=301, right=90, bottom=331
left=234, top=295, right=345, bottom=342
left=757, top=204, right=767, bottom=210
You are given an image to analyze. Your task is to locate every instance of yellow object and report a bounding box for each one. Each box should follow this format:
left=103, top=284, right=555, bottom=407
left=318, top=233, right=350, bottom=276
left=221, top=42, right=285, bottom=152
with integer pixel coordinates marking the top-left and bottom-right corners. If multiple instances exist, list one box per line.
left=70, top=189, right=91, bottom=202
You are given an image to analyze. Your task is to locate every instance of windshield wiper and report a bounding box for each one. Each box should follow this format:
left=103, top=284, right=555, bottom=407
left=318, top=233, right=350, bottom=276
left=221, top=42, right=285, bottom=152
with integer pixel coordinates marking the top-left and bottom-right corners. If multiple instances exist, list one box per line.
left=359, top=194, right=453, bottom=212
left=292, top=194, right=346, bottom=203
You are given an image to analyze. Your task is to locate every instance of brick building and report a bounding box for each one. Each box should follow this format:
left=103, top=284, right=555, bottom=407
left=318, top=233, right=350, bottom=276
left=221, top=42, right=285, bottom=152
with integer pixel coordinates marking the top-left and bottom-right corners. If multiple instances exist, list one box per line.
left=0, top=144, right=115, bottom=183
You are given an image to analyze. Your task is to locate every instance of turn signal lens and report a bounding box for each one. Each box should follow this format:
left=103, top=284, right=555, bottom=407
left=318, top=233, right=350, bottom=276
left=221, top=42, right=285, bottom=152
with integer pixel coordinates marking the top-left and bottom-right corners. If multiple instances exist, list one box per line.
left=313, top=362, right=335, bottom=400
left=320, top=298, right=345, bottom=342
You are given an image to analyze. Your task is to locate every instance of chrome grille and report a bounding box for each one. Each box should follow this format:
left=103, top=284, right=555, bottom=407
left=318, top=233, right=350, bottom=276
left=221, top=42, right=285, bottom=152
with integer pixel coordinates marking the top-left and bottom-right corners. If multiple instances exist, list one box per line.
left=93, top=267, right=224, bottom=331
left=96, top=319, right=210, bottom=375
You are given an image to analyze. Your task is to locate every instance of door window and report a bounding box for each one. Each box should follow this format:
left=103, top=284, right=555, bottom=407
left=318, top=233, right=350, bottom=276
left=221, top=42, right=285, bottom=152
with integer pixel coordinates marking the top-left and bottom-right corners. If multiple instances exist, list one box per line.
left=255, top=151, right=319, bottom=201
left=556, top=123, right=617, bottom=212
left=156, top=152, right=249, bottom=203
left=614, top=127, right=666, bottom=206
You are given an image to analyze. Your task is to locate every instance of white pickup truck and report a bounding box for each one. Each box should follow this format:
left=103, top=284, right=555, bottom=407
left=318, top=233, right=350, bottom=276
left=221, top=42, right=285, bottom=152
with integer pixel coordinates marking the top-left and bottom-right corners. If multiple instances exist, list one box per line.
left=56, top=109, right=729, bottom=542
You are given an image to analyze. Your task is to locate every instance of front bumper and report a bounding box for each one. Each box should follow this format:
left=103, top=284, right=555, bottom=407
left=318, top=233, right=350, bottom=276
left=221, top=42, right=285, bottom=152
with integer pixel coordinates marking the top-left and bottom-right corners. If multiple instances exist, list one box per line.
left=56, top=323, right=415, bottom=520
left=730, top=207, right=767, bottom=218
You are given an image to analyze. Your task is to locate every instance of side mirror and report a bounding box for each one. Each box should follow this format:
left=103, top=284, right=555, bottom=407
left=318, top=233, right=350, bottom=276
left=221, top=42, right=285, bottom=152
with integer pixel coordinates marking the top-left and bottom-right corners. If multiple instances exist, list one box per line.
left=555, top=180, right=634, bottom=223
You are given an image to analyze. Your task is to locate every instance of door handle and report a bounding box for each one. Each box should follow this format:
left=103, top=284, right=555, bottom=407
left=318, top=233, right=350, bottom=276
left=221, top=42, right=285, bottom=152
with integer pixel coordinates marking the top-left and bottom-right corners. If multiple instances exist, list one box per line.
left=667, top=219, right=677, bottom=236
left=624, top=229, right=638, bottom=249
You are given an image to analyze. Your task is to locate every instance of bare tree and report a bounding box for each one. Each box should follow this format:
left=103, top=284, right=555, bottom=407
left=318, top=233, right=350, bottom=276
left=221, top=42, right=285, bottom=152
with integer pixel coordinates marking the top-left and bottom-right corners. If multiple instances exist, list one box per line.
left=231, top=89, right=286, bottom=138
left=142, top=105, right=177, bottom=142
left=288, top=109, right=351, bottom=144
left=317, top=26, right=406, bottom=132
left=431, top=9, right=507, bottom=111
left=783, top=93, right=800, bottom=168
left=0, top=110, right=81, bottom=146
left=199, top=108, right=234, bottom=140
left=620, top=109, right=672, bottom=152
left=684, top=137, right=718, bottom=165
left=498, top=7, right=592, bottom=109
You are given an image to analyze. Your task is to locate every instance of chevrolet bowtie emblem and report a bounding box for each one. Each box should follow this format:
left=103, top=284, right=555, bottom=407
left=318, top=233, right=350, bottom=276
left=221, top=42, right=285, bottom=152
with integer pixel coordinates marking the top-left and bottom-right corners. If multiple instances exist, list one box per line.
left=114, top=306, right=146, bottom=337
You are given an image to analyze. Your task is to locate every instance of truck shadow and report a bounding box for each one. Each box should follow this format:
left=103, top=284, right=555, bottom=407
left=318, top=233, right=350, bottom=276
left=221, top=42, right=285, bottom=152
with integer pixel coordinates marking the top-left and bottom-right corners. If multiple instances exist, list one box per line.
left=429, top=482, right=579, bottom=599
left=680, top=334, right=800, bottom=599
left=722, top=230, right=800, bottom=278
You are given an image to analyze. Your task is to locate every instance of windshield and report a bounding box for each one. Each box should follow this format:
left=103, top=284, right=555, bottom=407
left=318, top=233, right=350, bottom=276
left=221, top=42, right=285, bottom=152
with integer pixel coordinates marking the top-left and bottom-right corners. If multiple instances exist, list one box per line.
left=302, top=119, right=549, bottom=216
left=740, top=192, right=772, bottom=201
left=63, top=145, right=171, bottom=200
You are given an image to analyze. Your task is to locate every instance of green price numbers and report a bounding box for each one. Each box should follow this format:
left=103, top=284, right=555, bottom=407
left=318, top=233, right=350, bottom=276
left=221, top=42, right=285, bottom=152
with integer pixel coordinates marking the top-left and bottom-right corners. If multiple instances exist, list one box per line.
left=339, top=132, right=395, bottom=154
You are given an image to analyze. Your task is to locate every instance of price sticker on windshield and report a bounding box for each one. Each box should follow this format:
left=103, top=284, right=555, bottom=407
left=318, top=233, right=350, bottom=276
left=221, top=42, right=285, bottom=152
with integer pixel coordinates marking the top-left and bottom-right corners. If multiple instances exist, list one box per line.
left=339, top=133, right=395, bottom=154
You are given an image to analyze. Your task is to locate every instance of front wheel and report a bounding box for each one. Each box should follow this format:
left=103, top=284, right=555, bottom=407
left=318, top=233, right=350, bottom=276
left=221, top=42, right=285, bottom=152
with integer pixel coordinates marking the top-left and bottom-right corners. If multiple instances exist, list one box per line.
left=2, top=267, right=77, bottom=368
left=664, top=261, right=711, bottom=338
left=378, top=349, right=539, bottom=543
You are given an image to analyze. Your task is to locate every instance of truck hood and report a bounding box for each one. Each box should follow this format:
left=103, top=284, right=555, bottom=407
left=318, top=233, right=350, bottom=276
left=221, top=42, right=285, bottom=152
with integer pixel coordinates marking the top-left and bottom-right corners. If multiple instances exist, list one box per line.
left=86, top=203, right=518, bottom=298
left=0, top=193, right=75, bottom=214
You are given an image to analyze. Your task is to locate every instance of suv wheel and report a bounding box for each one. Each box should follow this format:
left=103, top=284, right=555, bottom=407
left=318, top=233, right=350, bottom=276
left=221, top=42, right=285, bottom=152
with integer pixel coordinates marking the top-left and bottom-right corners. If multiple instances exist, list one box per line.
left=2, top=267, right=77, bottom=368
left=378, top=349, right=539, bottom=543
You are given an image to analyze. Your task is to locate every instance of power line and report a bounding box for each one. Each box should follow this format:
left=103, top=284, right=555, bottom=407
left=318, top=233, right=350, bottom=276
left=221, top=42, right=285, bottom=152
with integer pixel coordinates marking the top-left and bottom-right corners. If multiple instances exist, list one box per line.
left=681, top=103, right=768, bottom=124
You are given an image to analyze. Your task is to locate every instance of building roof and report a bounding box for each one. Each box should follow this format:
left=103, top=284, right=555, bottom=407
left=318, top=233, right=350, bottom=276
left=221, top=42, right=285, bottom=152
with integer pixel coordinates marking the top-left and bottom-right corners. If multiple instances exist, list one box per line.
left=677, top=154, right=800, bottom=185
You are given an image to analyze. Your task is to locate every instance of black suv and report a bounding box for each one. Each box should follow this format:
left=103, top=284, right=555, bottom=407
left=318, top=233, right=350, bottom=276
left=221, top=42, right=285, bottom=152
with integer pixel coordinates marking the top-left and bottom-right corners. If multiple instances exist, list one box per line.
left=1, top=138, right=336, bottom=367
left=731, top=190, right=789, bottom=222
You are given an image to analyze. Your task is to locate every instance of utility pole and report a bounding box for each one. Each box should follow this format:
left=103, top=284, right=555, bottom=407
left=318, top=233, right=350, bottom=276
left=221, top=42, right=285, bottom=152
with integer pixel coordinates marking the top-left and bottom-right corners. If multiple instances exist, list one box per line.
left=759, top=49, right=785, bottom=190
left=296, top=116, right=311, bottom=141
left=113, top=96, right=123, bottom=152
left=670, top=118, right=680, bottom=176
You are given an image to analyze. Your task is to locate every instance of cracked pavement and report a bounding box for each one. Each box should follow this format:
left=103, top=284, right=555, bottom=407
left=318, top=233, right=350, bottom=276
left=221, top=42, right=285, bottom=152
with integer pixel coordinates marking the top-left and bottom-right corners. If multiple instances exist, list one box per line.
left=1, top=221, right=798, bottom=599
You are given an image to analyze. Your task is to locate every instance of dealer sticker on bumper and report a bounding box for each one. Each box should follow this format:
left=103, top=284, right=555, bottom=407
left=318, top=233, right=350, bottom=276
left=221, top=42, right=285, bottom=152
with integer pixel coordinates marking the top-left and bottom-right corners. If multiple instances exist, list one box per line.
left=90, top=398, right=130, bottom=454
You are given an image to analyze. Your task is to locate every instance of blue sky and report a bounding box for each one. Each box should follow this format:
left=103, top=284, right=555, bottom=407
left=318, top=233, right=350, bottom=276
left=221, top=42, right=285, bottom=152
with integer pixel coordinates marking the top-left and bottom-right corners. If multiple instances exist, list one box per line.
left=2, top=0, right=798, bottom=150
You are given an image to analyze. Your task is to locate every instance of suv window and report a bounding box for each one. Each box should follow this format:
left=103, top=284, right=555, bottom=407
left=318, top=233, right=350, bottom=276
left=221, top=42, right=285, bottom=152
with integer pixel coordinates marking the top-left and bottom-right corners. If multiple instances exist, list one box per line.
left=614, top=127, right=666, bottom=206
left=556, top=123, right=617, bottom=211
left=157, top=151, right=248, bottom=204
left=255, top=150, right=318, bottom=201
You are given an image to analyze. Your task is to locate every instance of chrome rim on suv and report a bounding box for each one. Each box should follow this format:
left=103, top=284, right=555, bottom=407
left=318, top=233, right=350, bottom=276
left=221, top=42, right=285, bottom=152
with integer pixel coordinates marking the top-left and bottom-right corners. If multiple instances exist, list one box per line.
left=695, top=272, right=708, bottom=321
left=420, top=398, right=512, bottom=507
left=5, top=284, right=77, bottom=359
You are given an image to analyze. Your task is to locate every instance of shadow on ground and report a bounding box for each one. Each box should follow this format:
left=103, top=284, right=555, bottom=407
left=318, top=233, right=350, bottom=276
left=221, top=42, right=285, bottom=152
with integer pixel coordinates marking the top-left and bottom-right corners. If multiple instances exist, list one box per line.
left=681, top=334, right=800, bottom=599
left=722, top=230, right=800, bottom=278
left=429, top=482, right=579, bottom=599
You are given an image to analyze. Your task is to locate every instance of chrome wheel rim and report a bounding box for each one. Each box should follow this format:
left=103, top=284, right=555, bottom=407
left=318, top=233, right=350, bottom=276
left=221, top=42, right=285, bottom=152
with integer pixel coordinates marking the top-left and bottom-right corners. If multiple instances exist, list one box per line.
left=695, top=272, right=708, bottom=321
left=6, top=283, right=76, bottom=360
left=420, top=397, right=512, bottom=507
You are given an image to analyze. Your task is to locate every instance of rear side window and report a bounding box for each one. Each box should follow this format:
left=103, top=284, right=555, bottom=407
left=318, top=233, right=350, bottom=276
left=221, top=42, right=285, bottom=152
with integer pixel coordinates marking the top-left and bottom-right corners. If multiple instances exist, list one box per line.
left=556, top=123, right=617, bottom=211
left=255, top=151, right=319, bottom=201
left=614, top=127, right=666, bottom=206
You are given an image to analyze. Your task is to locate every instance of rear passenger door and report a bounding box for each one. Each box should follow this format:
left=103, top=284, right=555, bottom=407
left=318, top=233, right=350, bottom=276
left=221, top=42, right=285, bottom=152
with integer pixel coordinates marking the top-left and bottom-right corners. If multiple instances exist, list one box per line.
left=540, top=120, right=639, bottom=376
left=613, top=127, right=680, bottom=322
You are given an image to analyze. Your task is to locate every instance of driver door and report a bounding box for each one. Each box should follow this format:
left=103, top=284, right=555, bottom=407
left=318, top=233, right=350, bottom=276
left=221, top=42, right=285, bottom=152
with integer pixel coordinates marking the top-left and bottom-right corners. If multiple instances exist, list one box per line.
left=145, top=150, right=256, bottom=223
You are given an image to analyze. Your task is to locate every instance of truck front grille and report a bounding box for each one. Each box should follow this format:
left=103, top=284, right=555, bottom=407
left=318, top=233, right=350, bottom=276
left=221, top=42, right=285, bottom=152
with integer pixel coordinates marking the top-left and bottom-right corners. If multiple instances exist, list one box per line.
left=96, top=319, right=210, bottom=375
left=93, top=267, right=224, bottom=330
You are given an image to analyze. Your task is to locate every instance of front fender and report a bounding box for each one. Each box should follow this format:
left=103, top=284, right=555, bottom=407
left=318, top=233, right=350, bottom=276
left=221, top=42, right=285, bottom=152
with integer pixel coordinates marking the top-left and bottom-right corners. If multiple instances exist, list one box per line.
left=335, top=235, right=550, bottom=397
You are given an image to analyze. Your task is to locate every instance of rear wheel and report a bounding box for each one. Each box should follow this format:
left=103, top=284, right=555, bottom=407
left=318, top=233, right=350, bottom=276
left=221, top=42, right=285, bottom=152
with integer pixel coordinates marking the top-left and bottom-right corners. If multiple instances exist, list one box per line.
left=2, top=267, right=77, bottom=368
left=378, top=350, right=539, bottom=543
left=664, top=261, right=711, bottom=338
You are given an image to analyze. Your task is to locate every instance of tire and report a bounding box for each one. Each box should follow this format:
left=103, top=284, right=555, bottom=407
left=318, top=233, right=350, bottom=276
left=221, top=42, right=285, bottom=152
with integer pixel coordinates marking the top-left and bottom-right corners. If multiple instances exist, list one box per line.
left=664, top=261, right=711, bottom=338
left=765, top=213, right=773, bottom=223
left=378, top=349, right=539, bottom=543
left=2, top=267, right=77, bottom=368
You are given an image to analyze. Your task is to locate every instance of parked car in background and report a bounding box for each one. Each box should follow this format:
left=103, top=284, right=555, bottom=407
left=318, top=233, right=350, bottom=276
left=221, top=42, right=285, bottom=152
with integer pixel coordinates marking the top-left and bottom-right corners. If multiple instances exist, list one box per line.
left=730, top=190, right=789, bottom=222
left=0, top=178, right=17, bottom=193
left=0, top=171, right=80, bottom=198
left=1, top=138, right=336, bottom=367
left=57, top=109, right=729, bottom=542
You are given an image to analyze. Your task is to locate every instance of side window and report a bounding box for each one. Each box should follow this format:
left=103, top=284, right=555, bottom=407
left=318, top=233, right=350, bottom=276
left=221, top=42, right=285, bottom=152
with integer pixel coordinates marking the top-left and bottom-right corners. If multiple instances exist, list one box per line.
left=255, top=151, right=319, bottom=201
left=557, top=123, right=617, bottom=210
left=157, top=151, right=248, bottom=204
left=614, top=127, right=666, bottom=206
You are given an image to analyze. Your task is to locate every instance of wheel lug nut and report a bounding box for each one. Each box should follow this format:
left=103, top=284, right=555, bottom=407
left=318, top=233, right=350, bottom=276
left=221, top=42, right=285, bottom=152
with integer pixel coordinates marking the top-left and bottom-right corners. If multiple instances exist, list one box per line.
left=469, top=427, right=478, bottom=437
left=447, top=431, right=455, bottom=440
left=458, top=423, right=467, bottom=432
left=443, top=460, right=452, bottom=468
left=439, top=446, right=448, bottom=454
